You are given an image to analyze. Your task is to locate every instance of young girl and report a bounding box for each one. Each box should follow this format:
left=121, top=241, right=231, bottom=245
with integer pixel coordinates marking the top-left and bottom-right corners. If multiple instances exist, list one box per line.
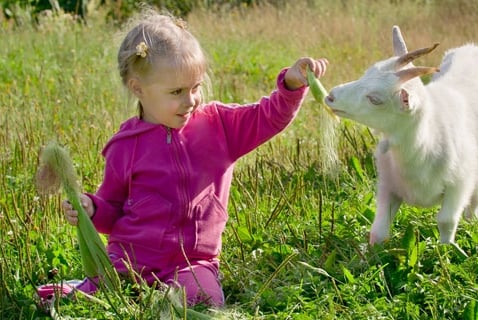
left=62, top=9, right=328, bottom=307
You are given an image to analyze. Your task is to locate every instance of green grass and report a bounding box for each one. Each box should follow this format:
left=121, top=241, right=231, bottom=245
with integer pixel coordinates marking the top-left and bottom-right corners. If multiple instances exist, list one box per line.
left=1, top=1, right=478, bottom=319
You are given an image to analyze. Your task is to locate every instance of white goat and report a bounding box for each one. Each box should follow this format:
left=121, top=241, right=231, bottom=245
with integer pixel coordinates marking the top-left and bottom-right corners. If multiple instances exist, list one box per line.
left=325, top=26, right=478, bottom=245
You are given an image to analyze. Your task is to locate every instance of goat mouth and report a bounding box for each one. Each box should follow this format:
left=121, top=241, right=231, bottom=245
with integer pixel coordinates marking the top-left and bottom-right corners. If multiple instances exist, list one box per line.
left=330, top=108, right=346, bottom=115
left=324, top=97, right=345, bottom=116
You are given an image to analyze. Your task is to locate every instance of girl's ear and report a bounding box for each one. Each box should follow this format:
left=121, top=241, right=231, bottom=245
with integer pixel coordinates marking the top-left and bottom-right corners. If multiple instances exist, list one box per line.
left=128, top=78, right=143, bottom=98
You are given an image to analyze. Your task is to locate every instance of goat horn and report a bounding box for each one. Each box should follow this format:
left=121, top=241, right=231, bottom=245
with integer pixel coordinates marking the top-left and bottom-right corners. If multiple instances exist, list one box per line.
left=395, top=43, right=440, bottom=69
left=395, top=66, right=440, bottom=83
left=392, top=25, right=408, bottom=56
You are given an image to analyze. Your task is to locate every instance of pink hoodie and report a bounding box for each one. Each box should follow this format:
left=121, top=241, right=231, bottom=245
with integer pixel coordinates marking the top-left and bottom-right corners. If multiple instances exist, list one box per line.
left=88, top=69, right=307, bottom=278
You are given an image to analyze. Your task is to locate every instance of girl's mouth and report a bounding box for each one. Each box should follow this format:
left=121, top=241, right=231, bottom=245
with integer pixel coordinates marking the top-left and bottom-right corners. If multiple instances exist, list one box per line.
left=176, top=112, right=192, bottom=121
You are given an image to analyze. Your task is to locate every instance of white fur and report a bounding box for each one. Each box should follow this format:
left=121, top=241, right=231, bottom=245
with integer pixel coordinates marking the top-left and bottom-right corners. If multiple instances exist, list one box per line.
left=325, top=26, right=478, bottom=244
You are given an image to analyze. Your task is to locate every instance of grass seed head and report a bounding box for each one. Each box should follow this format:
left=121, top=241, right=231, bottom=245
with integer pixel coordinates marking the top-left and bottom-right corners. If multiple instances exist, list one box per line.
left=35, top=161, right=61, bottom=195
left=36, top=141, right=80, bottom=195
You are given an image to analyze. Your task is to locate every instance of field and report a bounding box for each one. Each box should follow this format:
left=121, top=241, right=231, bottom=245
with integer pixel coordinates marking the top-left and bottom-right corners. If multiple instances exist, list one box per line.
left=1, top=0, right=478, bottom=318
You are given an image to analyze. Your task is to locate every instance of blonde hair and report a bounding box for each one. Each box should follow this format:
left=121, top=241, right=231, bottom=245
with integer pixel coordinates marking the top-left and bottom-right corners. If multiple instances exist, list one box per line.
left=117, top=8, right=209, bottom=118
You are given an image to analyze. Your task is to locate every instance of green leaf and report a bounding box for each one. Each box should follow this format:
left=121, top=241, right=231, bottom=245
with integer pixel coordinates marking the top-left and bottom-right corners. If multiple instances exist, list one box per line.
left=237, top=226, right=253, bottom=243
left=342, top=266, right=355, bottom=284
left=324, top=249, right=337, bottom=273
left=408, top=244, right=418, bottom=268
left=349, top=156, right=365, bottom=182
left=463, top=299, right=477, bottom=320
left=402, top=224, right=418, bottom=267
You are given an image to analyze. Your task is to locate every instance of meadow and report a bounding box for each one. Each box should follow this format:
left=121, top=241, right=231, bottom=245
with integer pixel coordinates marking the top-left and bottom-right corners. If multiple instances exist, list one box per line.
left=1, top=0, right=478, bottom=318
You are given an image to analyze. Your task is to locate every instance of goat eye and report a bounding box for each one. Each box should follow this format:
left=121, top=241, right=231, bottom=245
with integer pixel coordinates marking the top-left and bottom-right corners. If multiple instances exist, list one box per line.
left=367, top=95, right=383, bottom=105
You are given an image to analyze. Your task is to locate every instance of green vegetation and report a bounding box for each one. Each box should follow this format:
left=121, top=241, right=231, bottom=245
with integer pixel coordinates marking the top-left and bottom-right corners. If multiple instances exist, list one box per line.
left=1, top=1, right=477, bottom=318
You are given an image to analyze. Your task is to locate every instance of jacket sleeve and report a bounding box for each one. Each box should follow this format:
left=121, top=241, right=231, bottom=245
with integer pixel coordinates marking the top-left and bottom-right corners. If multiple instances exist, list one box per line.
left=216, top=68, right=308, bottom=161
left=86, top=156, right=127, bottom=234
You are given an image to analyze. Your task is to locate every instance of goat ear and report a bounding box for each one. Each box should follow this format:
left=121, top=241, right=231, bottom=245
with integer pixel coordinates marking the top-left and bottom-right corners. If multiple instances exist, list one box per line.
left=392, top=25, right=408, bottom=56
left=399, top=88, right=411, bottom=111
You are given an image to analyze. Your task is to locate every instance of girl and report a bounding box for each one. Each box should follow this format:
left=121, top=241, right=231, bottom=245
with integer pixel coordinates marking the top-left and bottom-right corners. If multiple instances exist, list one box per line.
left=62, top=9, right=328, bottom=307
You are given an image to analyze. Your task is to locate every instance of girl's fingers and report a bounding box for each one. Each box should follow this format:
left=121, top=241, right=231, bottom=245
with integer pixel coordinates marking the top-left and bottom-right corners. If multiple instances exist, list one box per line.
left=61, top=199, right=80, bottom=225
left=66, top=211, right=79, bottom=225
left=62, top=200, right=71, bottom=210
left=315, top=58, right=329, bottom=77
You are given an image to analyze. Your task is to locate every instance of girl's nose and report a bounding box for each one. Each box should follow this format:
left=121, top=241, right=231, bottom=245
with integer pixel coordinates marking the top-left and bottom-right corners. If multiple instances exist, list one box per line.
left=184, top=91, right=198, bottom=106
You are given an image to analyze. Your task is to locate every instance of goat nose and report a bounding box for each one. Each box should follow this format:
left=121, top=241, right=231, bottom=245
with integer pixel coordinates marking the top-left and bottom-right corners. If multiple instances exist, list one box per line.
left=326, top=93, right=335, bottom=103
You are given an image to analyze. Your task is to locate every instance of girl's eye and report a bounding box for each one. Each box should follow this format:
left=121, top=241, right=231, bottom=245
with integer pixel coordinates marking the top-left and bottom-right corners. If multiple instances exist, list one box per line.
left=192, top=83, right=202, bottom=93
left=171, top=83, right=201, bottom=96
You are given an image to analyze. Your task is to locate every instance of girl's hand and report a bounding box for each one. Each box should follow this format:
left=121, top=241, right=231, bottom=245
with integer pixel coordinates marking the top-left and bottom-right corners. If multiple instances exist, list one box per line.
left=284, top=57, right=329, bottom=90
left=62, top=194, right=94, bottom=226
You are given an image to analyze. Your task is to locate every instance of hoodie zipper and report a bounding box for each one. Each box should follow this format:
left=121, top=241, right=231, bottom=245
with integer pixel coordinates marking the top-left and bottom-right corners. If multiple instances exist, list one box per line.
left=167, top=127, right=190, bottom=234
left=166, top=127, right=172, bottom=144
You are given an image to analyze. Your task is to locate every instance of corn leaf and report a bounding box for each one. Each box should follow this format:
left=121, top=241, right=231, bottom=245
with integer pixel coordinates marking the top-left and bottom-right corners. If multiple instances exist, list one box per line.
left=38, top=141, right=120, bottom=290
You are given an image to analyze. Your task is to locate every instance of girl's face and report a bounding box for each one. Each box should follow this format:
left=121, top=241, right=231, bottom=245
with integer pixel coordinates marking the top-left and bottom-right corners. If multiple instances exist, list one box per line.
left=132, top=58, right=204, bottom=128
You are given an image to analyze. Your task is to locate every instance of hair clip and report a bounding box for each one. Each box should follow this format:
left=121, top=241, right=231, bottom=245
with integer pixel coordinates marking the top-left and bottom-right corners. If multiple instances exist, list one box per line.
left=136, top=41, right=148, bottom=58
left=174, top=18, right=187, bottom=29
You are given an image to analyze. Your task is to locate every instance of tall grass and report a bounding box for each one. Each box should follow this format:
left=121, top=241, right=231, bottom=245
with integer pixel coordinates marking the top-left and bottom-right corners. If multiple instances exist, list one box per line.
left=1, top=1, right=478, bottom=318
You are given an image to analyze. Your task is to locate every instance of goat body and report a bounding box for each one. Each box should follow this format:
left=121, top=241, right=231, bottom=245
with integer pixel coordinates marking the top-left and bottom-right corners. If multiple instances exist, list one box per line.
left=325, top=26, right=478, bottom=244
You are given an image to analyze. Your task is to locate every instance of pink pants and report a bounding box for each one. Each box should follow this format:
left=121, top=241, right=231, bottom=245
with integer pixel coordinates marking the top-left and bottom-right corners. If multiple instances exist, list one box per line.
left=76, top=261, right=224, bottom=307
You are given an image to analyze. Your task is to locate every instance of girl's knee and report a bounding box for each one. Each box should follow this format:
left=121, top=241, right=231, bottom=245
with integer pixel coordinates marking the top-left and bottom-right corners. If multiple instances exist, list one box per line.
left=171, top=263, right=225, bottom=307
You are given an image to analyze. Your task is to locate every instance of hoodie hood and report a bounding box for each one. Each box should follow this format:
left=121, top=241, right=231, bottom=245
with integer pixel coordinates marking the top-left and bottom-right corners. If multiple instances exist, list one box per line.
left=102, top=117, right=164, bottom=156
